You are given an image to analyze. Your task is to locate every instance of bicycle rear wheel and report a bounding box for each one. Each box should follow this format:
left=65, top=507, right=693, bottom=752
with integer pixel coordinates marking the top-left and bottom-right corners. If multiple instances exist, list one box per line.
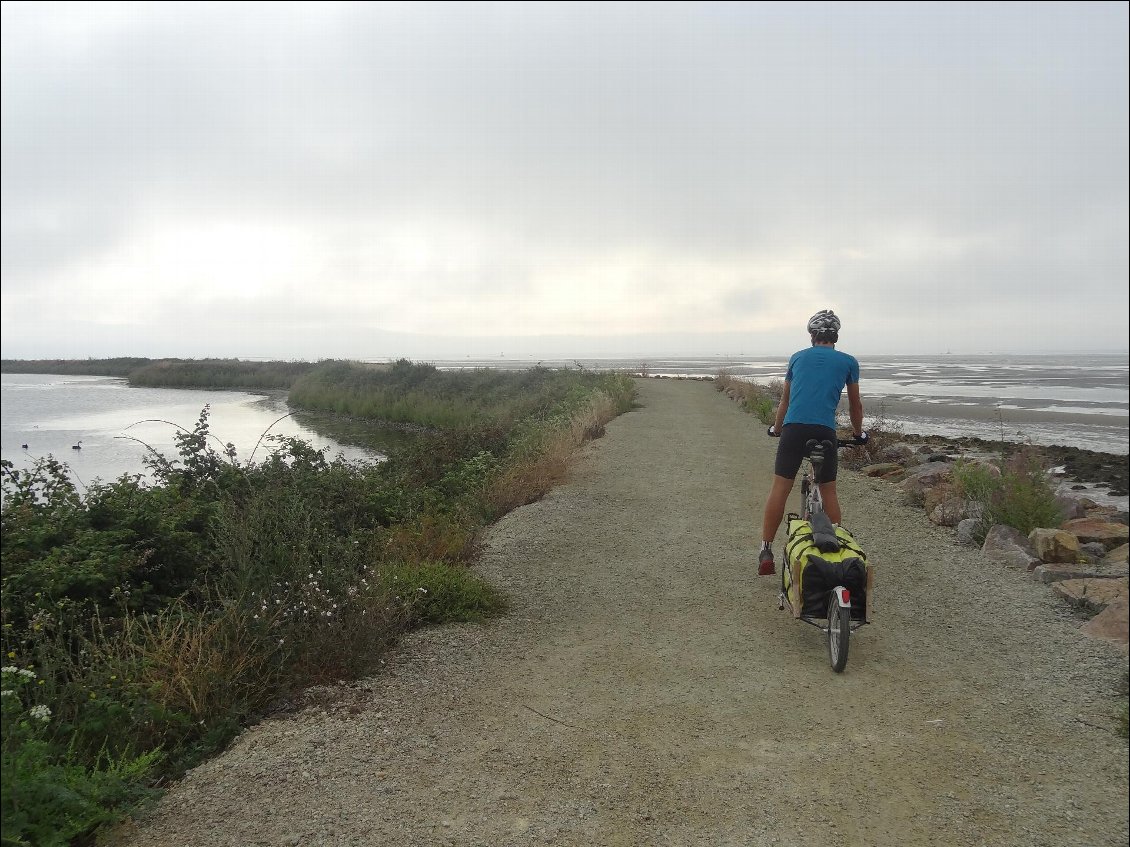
left=827, top=594, right=850, bottom=672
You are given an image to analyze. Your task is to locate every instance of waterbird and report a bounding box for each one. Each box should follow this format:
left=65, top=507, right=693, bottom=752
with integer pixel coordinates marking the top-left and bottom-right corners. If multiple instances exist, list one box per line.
left=21, top=444, right=28, bottom=449
left=72, top=441, right=82, bottom=450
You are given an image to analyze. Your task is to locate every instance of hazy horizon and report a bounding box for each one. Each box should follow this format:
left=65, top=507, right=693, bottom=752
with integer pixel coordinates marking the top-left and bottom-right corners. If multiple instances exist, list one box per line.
left=3, top=344, right=1127, bottom=365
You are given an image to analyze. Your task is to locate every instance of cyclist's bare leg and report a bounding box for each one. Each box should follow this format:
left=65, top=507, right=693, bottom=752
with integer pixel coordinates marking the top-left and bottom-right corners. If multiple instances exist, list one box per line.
left=761, top=474, right=795, bottom=543
left=818, top=481, right=841, bottom=524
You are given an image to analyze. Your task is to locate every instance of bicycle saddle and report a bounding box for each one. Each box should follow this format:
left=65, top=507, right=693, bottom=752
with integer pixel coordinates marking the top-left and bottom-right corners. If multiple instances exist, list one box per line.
left=805, top=439, right=835, bottom=460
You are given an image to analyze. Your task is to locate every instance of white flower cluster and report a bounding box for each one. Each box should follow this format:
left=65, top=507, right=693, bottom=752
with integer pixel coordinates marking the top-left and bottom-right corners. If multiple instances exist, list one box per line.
left=1, top=666, right=37, bottom=679
left=2, top=667, right=50, bottom=722
left=248, top=565, right=377, bottom=628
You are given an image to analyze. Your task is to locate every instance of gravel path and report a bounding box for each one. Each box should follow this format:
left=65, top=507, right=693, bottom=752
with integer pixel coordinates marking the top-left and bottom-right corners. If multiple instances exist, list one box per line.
left=120, top=378, right=1129, bottom=847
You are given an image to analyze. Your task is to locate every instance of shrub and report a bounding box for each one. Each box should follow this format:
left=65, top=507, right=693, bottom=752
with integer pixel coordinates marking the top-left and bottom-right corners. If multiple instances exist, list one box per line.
left=953, top=448, right=1063, bottom=544
left=376, top=561, right=508, bottom=625
left=715, top=372, right=783, bottom=425
left=1, top=364, right=633, bottom=842
left=1, top=666, right=161, bottom=847
left=838, top=402, right=907, bottom=470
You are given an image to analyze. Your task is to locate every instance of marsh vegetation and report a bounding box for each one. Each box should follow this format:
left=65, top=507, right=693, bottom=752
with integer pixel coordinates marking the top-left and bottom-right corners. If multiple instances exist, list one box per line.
left=1, top=361, right=634, bottom=845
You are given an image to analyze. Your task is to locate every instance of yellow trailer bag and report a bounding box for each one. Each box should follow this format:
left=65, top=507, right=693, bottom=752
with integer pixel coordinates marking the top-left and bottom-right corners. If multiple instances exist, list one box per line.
left=783, top=515, right=873, bottom=622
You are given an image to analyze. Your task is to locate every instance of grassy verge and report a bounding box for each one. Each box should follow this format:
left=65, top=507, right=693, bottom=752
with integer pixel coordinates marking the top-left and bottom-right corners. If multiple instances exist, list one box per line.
left=715, top=370, right=783, bottom=425
left=1, top=365, right=634, bottom=845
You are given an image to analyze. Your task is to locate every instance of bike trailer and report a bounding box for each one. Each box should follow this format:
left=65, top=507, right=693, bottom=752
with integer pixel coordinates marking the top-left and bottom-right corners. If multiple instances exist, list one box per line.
left=783, top=514, right=874, bottom=622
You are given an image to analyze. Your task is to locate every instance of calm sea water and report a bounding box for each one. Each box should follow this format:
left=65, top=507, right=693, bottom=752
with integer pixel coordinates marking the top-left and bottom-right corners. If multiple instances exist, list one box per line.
left=1, top=374, right=381, bottom=490
left=435, top=353, right=1130, bottom=455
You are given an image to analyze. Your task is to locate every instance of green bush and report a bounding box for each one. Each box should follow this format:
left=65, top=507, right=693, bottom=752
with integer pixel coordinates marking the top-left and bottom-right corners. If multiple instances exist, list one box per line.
left=1, top=365, right=633, bottom=842
left=715, top=372, right=783, bottom=425
left=953, top=448, right=1063, bottom=544
left=377, top=561, right=508, bottom=625
left=1, top=666, right=161, bottom=847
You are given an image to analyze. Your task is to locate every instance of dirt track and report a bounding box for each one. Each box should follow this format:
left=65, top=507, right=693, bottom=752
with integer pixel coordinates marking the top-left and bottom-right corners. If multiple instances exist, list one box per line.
left=122, top=378, right=1129, bottom=847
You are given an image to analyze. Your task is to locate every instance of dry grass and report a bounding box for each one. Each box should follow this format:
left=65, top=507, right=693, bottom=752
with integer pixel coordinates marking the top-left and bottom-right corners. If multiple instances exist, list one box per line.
left=117, top=604, right=280, bottom=725
left=487, top=389, right=620, bottom=515
left=383, top=512, right=481, bottom=564
left=715, top=371, right=783, bottom=424
left=837, top=401, right=907, bottom=469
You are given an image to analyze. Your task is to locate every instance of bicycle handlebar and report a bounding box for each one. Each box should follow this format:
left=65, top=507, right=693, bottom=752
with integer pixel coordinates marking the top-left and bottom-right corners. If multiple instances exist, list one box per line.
left=766, top=427, right=869, bottom=447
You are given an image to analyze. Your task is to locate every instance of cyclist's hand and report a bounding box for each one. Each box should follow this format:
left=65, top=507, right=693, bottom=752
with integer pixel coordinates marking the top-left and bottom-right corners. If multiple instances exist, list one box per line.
left=767, top=426, right=780, bottom=438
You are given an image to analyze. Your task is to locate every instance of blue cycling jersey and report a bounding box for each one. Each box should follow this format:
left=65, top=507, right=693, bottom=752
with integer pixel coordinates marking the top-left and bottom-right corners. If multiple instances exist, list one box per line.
left=782, top=346, right=860, bottom=430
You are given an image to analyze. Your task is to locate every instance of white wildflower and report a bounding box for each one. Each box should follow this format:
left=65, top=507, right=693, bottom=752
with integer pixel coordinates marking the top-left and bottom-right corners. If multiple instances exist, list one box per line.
left=29, top=704, right=51, bottom=722
left=18, top=669, right=36, bottom=679
left=1, top=689, right=14, bottom=697
left=1, top=666, right=18, bottom=675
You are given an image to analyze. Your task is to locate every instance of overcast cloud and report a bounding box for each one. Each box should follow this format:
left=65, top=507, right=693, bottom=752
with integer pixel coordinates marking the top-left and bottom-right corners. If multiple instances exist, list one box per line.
left=2, top=1, right=1127, bottom=360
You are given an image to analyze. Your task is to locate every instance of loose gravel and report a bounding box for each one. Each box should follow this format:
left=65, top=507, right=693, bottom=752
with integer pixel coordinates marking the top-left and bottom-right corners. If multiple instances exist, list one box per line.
left=118, top=378, right=1129, bottom=847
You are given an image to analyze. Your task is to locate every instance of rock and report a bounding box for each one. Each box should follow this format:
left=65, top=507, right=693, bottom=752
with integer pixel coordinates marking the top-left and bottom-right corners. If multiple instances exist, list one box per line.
left=1080, top=541, right=1108, bottom=558
left=923, top=482, right=957, bottom=512
left=1032, top=563, right=1118, bottom=584
left=1052, top=577, right=1128, bottom=612
left=982, top=525, right=1041, bottom=570
left=1080, top=596, right=1129, bottom=653
left=877, top=443, right=917, bottom=464
left=929, top=497, right=968, bottom=527
left=1054, top=495, right=1088, bottom=521
left=1028, top=528, right=1081, bottom=564
left=1105, top=543, right=1129, bottom=565
left=862, top=462, right=904, bottom=478
left=956, top=519, right=981, bottom=546
left=922, top=487, right=985, bottom=528
left=1059, top=518, right=1130, bottom=551
left=926, top=453, right=954, bottom=463
left=900, top=462, right=957, bottom=504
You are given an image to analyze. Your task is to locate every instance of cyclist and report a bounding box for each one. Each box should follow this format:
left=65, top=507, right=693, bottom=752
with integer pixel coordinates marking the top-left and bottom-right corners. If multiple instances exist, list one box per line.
left=758, top=310, right=866, bottom=575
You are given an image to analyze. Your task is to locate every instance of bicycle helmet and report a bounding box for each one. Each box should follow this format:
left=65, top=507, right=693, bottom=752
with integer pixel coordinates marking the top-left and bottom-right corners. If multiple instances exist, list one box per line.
left=807, top=309, right=841, bottom=337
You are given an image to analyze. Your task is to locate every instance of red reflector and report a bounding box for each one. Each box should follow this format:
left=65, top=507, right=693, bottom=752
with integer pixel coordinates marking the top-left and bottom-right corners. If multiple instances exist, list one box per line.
left=841, top=589, right=850, bottom=605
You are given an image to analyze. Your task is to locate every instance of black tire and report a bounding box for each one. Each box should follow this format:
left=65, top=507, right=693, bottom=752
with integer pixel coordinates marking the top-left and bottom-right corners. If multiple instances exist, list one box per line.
left=827, top=594, right=850, bottom=672
left=800, top=477, right=811, bottom=517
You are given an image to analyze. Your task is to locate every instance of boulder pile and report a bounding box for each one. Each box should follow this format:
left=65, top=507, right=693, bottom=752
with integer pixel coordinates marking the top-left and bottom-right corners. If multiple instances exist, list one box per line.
left=857, top=443, right=1129, bottom=653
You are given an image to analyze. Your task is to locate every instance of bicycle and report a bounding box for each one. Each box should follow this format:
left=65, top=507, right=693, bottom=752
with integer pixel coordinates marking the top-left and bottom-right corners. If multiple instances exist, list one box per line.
left=770, top=431, right=871, bottom=672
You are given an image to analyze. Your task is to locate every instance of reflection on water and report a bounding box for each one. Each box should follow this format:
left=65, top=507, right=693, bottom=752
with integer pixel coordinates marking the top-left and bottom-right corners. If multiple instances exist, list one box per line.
left=1, top=374, right=399, bottom=488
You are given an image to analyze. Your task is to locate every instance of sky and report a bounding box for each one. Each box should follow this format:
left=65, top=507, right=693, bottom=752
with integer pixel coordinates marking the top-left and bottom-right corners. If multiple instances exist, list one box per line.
left=1, top=1, right=1127, bottom=361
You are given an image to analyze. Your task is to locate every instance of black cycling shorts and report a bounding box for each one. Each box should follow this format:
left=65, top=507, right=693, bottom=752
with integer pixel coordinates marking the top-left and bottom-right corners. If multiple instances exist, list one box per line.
left=773, top=423, right=838, bottom=482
